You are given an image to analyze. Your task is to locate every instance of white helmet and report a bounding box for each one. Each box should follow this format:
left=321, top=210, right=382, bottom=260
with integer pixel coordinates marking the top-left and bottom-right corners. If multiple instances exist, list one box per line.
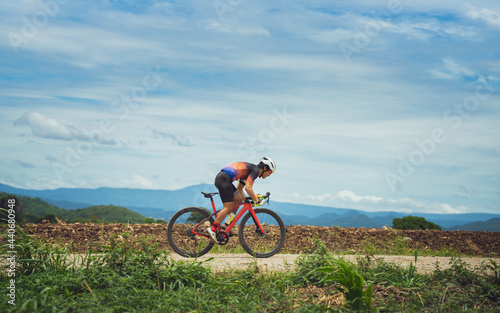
left=260, top=157, right=276, bottom=173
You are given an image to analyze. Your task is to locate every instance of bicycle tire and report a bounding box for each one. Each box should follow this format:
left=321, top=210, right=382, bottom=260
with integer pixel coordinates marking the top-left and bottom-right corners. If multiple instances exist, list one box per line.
left=238, top=208, right=286, bottom=258
left=167, top=207, right=214, bottom=258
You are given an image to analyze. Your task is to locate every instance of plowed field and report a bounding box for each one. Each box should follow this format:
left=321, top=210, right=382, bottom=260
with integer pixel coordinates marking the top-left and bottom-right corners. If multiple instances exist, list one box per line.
left=15, top=223, right=500, bottom=256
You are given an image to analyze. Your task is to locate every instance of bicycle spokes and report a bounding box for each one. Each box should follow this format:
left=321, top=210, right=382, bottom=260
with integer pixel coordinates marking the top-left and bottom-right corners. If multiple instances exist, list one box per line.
left=167, top=207, right=215, bottom=258
left=238, top=208, right=286, bottom=258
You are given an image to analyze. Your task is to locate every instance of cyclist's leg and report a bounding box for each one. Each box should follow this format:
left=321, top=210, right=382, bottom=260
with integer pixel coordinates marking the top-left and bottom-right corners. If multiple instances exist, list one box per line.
left=214, top=171, right=237, bottom=226
left=233, top=190, right=244, bottom=204
left=215, top=202, right=234, bottom=225
left=221, top=191, right=243, bottom=236
left=228, top=190, right=244, bottom=215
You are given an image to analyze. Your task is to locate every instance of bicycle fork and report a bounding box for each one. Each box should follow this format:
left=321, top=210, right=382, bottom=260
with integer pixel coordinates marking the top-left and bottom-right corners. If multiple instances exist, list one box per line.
left=249, top=209, right=266, bottom=237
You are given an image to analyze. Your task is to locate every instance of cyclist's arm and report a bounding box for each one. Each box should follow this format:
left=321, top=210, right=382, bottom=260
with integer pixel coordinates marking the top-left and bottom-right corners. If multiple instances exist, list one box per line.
left=244, top=184, right=259, bottom=203
left=236, top=181, right=245, bottom=199
left=244, top=165, right=261, bottom=203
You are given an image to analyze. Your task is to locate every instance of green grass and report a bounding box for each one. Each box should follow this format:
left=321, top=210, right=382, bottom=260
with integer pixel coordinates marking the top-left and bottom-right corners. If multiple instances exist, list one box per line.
left=328, top=232, right=465, bottom=258
left=1, top=228, right=499, bottom=312
left=209, top=244, right=248, bottom=254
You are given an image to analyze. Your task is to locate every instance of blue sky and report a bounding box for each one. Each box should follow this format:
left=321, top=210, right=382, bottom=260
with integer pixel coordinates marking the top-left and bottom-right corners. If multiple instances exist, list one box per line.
left=1, top=0, right=499, bottom=214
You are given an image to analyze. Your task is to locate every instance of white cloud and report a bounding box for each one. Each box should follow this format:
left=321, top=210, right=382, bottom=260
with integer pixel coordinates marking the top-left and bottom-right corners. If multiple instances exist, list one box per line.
left=291, top=190, right=472, bottom=214
left=133, top=127, right=193, bottom=147
left=14, top=111, right=118, bottom=144
left=14, top=111, right=84, bottom=141
left=467, top=6, right=500, bottom=28
left=300, top=193, right=335, bottom=203
left=336, top=190, right=383, bottom=203
left=130, top=175, right=153, bottom=189
left=201, top=20, right=271, bottom=36
left=309, top=12, right=480, bottom=48
left=368, top=19, right=434, bottom=41
left=311, top=28, right=357, bottom=44
left=430, top=203, right=468, bottom=214
left=21, top=24, right=160, bottom=68
left=441, top=25, right=478, bottom=39
left=428, top=58, right=476, bottom=80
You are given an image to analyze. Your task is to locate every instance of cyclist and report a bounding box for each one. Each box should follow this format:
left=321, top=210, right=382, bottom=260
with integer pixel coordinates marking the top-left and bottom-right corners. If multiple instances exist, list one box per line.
left=207, top=157, right=276, bottom=242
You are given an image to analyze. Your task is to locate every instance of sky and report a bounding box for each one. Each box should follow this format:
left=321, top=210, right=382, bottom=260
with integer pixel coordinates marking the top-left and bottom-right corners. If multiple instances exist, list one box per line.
left=1, top=0, right=499, bottom=215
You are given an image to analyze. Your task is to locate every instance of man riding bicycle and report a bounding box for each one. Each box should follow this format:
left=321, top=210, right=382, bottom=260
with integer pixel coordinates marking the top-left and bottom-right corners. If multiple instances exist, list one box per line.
left=207, top=157, right=276, bottom=242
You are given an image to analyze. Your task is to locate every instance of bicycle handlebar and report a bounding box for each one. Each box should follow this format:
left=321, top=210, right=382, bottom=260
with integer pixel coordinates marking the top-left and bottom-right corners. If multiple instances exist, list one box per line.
left=245, top=192, right=271, bottom=204
left=201, top=191, right=271, bottom=204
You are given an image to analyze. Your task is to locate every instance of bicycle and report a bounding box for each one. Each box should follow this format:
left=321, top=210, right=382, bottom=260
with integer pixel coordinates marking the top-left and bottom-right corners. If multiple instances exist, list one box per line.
left=167, top=192, right=286, bottom=258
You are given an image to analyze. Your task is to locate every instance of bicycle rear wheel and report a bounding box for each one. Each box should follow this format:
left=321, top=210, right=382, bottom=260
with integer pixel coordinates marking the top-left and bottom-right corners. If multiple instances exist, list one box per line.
left=167, top=207, right=214, bottom=257
left=238, top=208, right=286, bottom=258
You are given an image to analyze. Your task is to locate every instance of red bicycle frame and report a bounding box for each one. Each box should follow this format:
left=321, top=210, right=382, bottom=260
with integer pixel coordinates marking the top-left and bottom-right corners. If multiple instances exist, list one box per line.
left=191, top=194, right=267, bottom=240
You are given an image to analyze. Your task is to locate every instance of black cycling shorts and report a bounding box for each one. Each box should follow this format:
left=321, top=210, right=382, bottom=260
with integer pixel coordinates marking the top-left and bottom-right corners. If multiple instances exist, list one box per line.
left=214, top=171, right=238, bottom=203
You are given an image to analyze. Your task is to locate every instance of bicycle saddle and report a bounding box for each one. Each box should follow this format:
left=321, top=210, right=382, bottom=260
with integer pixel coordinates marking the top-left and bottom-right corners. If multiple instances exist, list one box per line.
left=201, top=192, right=219, bottom=198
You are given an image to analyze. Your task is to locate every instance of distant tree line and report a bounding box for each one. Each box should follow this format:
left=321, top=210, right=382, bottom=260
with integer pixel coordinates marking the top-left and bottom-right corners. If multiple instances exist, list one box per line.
left=0, top=193, right=167, bottom=224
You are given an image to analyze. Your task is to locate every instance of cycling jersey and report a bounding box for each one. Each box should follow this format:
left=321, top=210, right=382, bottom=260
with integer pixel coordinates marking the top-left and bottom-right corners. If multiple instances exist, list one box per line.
left=220, top=162, right=260, bottom=187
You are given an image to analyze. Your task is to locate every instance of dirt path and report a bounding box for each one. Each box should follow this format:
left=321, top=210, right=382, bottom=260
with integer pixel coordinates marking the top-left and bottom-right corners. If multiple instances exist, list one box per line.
left=170, top=253, right=500, bottom=275
left=3, top=253, right=496, bottom=276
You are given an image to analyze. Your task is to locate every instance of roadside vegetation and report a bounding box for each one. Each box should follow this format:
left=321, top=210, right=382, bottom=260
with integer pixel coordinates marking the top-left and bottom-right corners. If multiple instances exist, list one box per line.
left=1, top=227, right=499, bottom=312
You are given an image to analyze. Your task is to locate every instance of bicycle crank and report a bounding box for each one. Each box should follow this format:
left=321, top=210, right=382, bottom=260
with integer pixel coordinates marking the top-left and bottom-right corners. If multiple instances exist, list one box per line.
left=217, top=231, right=230, bottom=245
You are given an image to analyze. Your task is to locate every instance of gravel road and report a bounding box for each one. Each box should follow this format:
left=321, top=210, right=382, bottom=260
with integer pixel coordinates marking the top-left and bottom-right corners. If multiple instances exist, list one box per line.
left=5, top=253, right=496, bottom=276
left=170, top=253, right=499, bottom=274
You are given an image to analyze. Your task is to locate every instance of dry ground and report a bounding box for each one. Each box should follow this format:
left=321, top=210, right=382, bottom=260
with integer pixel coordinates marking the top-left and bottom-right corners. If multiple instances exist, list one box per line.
left=19, top=223, right=500, bottom=256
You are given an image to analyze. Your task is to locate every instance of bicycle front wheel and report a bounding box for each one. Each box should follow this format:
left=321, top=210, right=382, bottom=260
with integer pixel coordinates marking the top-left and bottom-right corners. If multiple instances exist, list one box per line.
left=167, top=207, right=214, bottom=258
left=238, top=208, right=286, bottom=258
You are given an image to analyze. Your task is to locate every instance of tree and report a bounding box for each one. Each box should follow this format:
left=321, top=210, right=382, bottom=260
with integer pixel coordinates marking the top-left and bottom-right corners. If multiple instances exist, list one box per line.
left=21, top=212, right=43, bottom=223
left=186, top=212, right=205, bottom=224
left=42, top=214, right=58, bottom=224
left=392, top=215, right=442, bottom=230
left=186, top=207, right=211, bottom=224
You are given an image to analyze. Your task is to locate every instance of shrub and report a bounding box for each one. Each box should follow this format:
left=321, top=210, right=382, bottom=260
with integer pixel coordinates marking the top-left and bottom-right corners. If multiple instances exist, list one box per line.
left=143, top=217, right=156, bottom=224
left=294, top=238, right=331, bottom=286
left=294, top=239, right=374, bottom=311
left=392, top=215, right=442, bottom=230
left=1, top=225, right=74, bottom=275
left=318, top=258, right=374, bottom=311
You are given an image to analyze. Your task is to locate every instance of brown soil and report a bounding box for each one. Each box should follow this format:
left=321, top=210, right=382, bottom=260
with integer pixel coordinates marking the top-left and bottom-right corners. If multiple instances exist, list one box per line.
left=12, top=223, right=500, bottom=256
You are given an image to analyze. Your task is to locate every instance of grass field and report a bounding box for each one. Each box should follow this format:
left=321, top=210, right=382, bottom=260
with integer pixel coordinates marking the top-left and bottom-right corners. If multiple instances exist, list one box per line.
left=1, top=228, right=499, bottom=312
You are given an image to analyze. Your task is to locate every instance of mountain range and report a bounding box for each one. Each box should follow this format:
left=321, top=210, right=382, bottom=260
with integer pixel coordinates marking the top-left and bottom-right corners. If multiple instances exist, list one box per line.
left=1, top=183, right=499, bottom=230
